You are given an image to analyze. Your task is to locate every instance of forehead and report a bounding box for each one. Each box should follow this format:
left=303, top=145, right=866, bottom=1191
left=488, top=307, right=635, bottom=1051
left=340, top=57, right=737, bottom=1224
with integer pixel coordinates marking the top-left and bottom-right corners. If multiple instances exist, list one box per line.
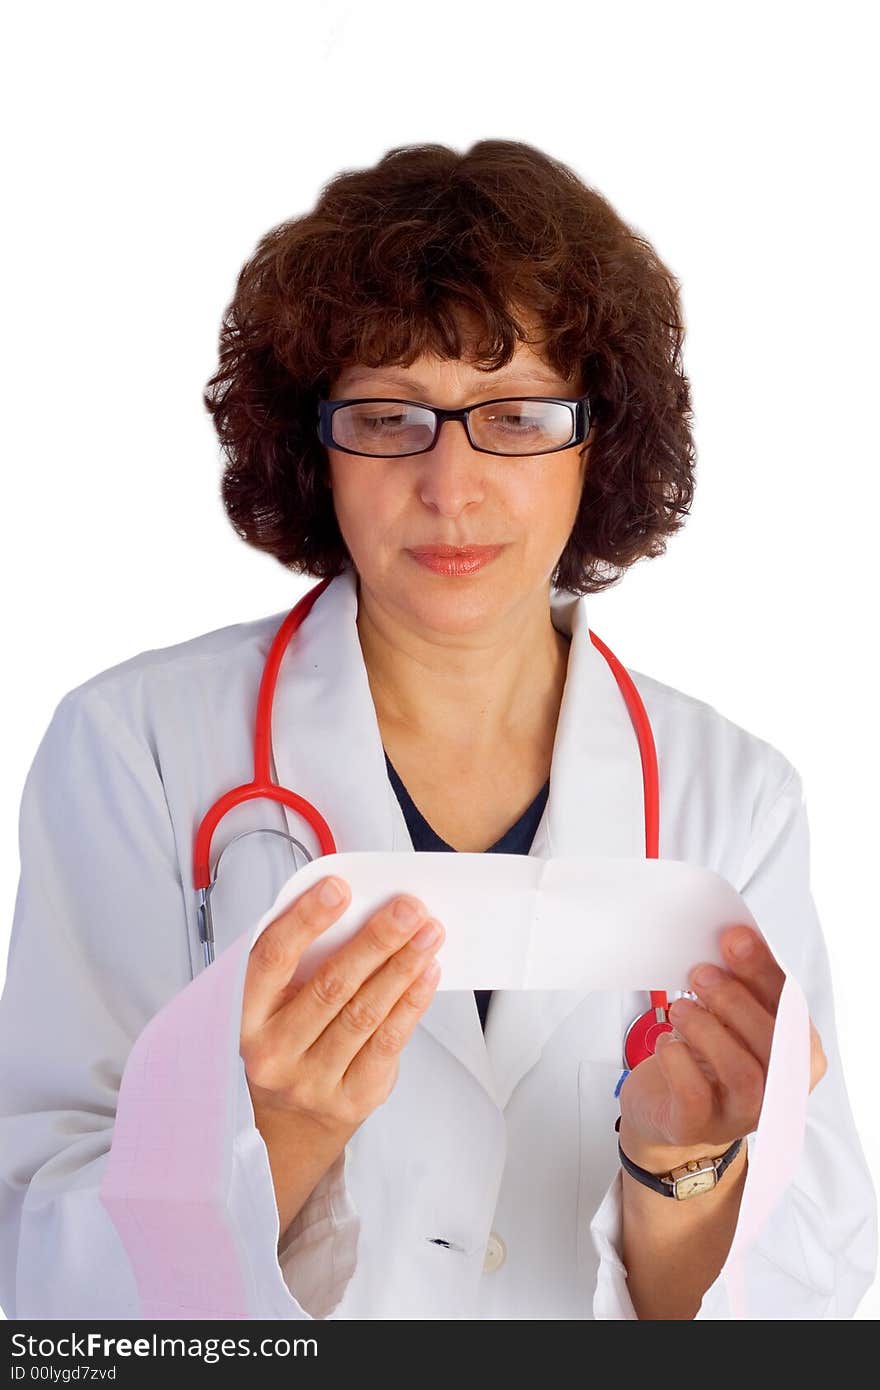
left=335, top=350, right=574, bottom=394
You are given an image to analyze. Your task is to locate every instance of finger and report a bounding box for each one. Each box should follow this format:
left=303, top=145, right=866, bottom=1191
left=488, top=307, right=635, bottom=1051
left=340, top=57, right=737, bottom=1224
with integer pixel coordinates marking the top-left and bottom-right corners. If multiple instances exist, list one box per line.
left=306, top=917, right=446, bottom=1076
left=667, top=996, right=765, bottom=1135
left=651, top=1034, right=716, bottom=1145
left=241, top=875, right=352, bottom=1038
left=687, top=964, right=776, bottom=1070
left=810, top=1020, right=828, bottom=1091
left=343, top=956, right=442, bottom=1099
left=271, top=893, right=437, bottom=1053
left=718, top=926, right=786, bottom=1015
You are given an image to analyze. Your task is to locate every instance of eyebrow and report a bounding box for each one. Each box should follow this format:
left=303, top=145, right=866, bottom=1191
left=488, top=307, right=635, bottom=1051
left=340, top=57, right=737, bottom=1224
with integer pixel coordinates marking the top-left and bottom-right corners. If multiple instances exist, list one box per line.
left=337, top=368, right=568, bottom=394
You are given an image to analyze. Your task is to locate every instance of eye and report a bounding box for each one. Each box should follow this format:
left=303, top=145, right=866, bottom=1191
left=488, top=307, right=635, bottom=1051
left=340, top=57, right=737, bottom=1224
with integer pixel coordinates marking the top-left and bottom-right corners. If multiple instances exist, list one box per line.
left=362, top=412, right=408, bottom=431
left=350, top=405, right=419, bottom=434
left=496, top=412, right=542, bottom=431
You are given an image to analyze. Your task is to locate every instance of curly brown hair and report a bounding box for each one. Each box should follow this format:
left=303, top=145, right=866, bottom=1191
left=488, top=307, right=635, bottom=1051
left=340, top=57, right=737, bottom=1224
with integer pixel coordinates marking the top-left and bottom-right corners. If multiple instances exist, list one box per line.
left=203, top=139, right=695, bottom=594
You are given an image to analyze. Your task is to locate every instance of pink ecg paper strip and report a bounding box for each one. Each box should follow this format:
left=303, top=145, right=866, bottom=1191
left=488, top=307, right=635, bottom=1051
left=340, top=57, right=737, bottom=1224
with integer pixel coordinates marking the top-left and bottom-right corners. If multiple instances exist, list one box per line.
left=99, top=934, right=252, bottom=1319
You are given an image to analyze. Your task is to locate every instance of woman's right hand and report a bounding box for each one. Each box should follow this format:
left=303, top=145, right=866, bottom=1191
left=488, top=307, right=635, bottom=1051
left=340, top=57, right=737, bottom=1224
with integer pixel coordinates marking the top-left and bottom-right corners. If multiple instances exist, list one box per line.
left=240, top=873, right=445, bottom=1146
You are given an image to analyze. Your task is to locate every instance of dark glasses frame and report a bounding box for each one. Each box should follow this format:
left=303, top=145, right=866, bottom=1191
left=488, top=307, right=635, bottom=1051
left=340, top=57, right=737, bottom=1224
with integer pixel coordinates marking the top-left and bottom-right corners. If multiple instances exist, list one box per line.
left=316, top=394, right=593, bottom=458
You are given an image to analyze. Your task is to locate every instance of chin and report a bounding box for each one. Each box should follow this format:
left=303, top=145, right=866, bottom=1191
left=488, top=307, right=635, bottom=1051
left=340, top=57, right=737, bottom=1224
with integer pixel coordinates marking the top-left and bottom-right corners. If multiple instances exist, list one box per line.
left=411, top=583, right=517, bottom=632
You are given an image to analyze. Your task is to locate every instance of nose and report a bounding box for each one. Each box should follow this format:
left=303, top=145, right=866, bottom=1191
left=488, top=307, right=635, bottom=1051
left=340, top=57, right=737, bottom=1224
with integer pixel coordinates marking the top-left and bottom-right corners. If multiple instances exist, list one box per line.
left=416, top=417, right=485, bottom=514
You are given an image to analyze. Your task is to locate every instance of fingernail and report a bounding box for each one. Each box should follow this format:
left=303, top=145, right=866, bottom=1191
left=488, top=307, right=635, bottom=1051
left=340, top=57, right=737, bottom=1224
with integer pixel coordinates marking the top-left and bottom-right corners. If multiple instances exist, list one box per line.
left=693, top=964, right=724, bottom=988
left=412, top=919, right=442, bottom=950
left=668, top=998, right=694, bottom=1022
left=319, top=876, right=345, bottom=906
left=654, top=1030, right=674, bottom=1049
left=393, top=896, right=424, bottom=926
left=729, top=929, right=754, bottom=959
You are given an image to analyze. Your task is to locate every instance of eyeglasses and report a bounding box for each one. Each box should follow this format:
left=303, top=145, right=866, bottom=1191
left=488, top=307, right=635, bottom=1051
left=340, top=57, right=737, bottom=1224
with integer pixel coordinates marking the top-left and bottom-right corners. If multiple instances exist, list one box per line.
left=316, top=395, right=592, bottom=458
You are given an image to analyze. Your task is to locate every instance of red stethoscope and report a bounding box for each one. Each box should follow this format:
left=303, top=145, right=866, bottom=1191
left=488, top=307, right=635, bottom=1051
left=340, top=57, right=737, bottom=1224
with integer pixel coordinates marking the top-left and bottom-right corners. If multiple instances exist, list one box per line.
left=193, top=576, right=672, bottom=1071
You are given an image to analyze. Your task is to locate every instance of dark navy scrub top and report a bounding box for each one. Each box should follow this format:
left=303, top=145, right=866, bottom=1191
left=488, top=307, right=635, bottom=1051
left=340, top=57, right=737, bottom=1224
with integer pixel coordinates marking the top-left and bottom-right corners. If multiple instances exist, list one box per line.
left=384, top=750, right=550, bottom=1033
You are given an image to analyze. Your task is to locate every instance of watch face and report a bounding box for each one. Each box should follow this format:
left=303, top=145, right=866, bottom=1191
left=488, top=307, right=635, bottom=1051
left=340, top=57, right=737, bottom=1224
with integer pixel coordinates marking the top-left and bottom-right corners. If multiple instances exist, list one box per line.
left=673, top=1167, right=718, bottom=1200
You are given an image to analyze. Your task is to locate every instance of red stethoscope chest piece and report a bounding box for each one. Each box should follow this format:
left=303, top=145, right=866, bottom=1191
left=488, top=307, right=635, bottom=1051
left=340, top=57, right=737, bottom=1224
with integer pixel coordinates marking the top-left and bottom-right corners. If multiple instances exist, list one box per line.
left=623, top=1008, right=674, bottom=1069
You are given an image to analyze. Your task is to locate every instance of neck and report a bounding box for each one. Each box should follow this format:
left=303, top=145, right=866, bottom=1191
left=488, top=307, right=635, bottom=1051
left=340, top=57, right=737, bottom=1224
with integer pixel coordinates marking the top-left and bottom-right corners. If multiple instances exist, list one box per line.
left=355, top=575, right=571, bottom=755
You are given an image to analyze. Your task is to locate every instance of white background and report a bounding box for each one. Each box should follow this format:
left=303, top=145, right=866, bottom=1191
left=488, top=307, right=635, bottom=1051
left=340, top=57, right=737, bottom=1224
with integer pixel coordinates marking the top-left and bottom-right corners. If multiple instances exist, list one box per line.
left=2, top=0, right=877, bottom=1319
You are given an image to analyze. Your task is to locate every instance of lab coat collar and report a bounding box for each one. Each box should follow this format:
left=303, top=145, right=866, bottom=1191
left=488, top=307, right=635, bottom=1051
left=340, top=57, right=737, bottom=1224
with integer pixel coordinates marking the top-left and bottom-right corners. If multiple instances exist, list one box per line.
left=270, top=564, right=645, bottom=1111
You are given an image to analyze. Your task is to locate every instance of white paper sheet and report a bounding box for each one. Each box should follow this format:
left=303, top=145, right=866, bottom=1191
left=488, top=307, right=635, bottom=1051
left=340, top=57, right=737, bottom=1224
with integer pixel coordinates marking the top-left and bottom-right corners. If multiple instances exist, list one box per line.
left=269, top=851, right=763, bottom=996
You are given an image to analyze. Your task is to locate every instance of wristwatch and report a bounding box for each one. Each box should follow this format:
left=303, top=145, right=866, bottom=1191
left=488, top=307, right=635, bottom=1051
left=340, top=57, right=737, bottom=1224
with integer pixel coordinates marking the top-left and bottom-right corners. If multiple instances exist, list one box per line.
left=615, top=1116, right=743, bottom=1200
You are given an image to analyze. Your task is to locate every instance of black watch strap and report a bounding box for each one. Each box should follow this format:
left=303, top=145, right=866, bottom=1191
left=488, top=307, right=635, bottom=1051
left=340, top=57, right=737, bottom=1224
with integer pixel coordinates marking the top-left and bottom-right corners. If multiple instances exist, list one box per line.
left=614, top=1116, right=743, bottom=1198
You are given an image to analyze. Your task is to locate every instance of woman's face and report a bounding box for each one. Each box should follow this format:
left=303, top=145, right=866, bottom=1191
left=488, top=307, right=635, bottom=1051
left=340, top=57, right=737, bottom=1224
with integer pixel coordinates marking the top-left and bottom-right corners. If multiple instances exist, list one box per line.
left=325, top=328, right=590, bottom=637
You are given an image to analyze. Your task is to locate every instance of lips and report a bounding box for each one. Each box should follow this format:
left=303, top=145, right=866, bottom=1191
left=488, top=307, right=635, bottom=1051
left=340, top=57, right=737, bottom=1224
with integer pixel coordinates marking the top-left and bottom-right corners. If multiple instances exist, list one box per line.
left=408, top=546, right=500, bottom=559
left=406, top=545, right=504, bottom=576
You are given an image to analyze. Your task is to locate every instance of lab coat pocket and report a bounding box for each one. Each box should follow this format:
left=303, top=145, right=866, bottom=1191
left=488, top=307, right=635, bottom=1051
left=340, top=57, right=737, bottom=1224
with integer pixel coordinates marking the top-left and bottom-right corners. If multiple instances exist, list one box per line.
left=575, top=1058, right=626, bottom=1284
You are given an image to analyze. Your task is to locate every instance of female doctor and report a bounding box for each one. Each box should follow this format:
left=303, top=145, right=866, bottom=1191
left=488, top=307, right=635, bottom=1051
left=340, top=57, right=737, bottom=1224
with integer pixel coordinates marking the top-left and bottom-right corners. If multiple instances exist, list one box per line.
left=0, top=139, right=876, bottom=1322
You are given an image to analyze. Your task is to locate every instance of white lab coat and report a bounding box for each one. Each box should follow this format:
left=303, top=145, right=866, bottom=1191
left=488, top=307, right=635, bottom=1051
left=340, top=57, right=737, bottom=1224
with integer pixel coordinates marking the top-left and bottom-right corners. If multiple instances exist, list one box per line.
left=0, top=563, right=875, bottom=1320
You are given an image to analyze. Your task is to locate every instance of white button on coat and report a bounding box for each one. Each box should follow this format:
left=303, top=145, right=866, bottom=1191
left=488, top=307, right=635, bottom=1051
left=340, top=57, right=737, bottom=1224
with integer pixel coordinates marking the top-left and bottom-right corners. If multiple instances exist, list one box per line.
left=483, top=1233, right=507, bottom=1273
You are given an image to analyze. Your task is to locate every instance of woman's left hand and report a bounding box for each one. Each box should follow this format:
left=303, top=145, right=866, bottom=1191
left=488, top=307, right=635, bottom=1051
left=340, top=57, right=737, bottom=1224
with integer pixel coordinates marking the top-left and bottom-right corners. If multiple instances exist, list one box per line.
left=618, top=924, right=828, bottom=1166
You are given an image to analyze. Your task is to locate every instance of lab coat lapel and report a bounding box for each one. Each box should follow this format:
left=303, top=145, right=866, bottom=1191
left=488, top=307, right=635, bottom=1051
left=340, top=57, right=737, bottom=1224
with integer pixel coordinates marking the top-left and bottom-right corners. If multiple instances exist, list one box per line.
left=268, top=565, right=647, bottom=1113
left=482, top=587, right=647, bottom=1110
left=268, top=565, right=497, bottom=1099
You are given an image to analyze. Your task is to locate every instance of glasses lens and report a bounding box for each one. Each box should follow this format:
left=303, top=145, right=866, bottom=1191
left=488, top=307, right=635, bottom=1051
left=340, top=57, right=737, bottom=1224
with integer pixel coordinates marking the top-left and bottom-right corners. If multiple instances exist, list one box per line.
left=331, top=401, right=436, bottom=457
left=469, top=400, right=575, bottom=455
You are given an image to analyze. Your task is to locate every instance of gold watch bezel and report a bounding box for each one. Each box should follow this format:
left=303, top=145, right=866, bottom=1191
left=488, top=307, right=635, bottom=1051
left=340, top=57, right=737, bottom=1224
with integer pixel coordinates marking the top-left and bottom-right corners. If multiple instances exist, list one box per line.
left=663, top=1157, right=721, bottom=1200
